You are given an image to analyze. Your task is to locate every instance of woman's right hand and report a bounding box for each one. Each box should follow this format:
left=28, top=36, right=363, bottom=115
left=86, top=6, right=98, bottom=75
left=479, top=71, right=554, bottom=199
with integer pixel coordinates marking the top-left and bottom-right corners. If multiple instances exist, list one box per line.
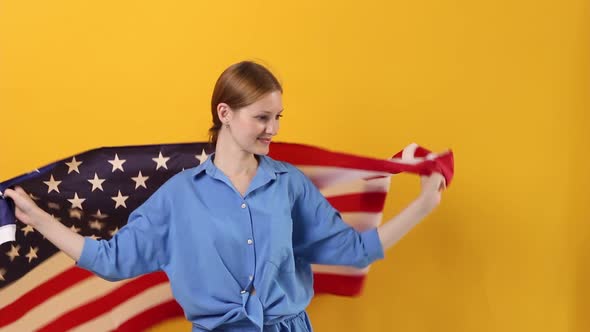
left=4, top=186, right=85, bottom=261
left=3, top=187, right=47, bottom=227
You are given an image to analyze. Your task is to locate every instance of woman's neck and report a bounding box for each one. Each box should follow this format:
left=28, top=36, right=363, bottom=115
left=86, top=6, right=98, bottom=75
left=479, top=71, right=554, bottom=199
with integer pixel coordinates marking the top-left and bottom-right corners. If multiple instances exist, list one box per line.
left=213, top=140, right=259, bottom=177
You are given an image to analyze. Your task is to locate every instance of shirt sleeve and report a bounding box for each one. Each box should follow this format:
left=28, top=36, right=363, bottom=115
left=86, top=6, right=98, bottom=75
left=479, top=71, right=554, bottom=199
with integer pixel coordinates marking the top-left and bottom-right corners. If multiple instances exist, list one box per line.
left=290, top=167, right=384, bottom=268
left=76, top=187, right=171, bottom=281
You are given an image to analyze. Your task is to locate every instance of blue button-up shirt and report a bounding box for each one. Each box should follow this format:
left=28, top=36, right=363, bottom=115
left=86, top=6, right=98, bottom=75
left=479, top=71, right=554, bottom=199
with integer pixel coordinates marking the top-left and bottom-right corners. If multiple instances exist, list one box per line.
left=77, top=154, right=384, bottom=331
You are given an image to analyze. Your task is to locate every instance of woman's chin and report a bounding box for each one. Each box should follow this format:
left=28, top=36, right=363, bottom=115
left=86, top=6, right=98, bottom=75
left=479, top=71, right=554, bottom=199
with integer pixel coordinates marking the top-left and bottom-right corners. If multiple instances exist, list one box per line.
left=252, top=143, right=271, bottom=155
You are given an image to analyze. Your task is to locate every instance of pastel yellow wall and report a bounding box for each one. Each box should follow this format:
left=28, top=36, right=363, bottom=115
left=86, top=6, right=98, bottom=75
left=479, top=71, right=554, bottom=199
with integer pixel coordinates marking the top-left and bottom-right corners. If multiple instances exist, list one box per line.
left=1, top=1, right=588, bottom=331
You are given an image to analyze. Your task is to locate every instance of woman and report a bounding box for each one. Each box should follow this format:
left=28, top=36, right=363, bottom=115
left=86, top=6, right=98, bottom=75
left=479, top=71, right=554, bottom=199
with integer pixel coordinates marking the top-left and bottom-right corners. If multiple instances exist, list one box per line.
left=3, top=61, right=446, bottom=331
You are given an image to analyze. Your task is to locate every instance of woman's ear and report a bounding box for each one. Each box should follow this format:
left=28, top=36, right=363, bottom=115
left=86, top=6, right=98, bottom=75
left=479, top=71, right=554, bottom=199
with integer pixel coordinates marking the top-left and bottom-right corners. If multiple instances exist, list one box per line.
left=216, top=103, right=232, bottom=124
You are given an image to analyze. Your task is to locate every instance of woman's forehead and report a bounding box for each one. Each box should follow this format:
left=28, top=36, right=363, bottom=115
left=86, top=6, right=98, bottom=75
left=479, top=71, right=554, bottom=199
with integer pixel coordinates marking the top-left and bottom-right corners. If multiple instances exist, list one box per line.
left=246, top=92, right=283, bottom=112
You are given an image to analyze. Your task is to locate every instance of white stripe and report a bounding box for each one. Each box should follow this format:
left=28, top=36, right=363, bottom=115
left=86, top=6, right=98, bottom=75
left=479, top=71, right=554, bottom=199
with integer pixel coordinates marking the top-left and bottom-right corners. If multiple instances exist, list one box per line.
left=320, top=177, right=391, bottom=197
left=311, top=264, right=370, bottom=276
left=339, top=212, right=383, bottom=232
left=0, top=224, right=16, bottom=246
left=0, top=252, right=73, bottom=307
left=69, top=283, right=175, bottom=332
left=388, top=157, right=425, bottom=165
left=401, top=143, right=418, bottom=160
left=2, top=275, right=133, bottom=331
left=390, top=149, right=448, bottom=165
left=297, top=166, right=391, bottom=188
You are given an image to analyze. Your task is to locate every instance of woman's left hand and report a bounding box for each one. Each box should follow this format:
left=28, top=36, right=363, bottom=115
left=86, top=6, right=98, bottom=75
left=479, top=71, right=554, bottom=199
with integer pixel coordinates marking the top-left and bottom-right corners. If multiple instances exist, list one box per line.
left=418, top=172, right=446, bottom=212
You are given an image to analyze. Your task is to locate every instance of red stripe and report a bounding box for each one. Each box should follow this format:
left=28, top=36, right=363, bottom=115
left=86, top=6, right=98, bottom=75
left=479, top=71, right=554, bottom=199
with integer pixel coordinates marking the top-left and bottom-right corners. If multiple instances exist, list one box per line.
left=270, top=142, right=455, bottom=186
left=270, top=142, right=408, bottom=173
left=391, top=145, right=433, bottom=159
left=37, top=272, right=169, bottom=332
left=326, top=192, right=387, bottom=213
left=414, top=146, right=434, bottom=158
left=114, top=299, right=184, bottom=332
left=0, top=267, right=93, bottom=327
left=313, top=273, right=365, bottom=297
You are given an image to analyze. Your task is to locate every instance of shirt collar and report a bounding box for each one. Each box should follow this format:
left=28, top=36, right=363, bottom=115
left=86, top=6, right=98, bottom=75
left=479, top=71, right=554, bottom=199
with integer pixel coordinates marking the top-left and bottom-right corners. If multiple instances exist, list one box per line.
left=190, top=153, right=288, bottom=180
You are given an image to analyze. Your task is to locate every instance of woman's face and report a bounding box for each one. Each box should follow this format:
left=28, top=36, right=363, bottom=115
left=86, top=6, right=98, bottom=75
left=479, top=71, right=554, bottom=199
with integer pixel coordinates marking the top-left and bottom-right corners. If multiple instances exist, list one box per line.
left=227, top=91, right=283, bottom=155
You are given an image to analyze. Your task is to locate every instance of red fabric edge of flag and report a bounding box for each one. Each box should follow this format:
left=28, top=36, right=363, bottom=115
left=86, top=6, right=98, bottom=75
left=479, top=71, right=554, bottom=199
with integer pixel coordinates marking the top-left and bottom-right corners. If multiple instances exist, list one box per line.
left=38, top=272, right=169, bottom=332
left=114, top=299, right=184, bottom=332
left=0, top=267, right=93, bottom=328
left=313, top=273, right=366, bottom=297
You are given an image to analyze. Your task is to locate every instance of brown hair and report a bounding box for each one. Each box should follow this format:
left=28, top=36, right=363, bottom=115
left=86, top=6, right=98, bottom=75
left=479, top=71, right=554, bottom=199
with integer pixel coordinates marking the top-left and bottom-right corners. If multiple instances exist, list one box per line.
left=209, top=61, right=283, bottom=145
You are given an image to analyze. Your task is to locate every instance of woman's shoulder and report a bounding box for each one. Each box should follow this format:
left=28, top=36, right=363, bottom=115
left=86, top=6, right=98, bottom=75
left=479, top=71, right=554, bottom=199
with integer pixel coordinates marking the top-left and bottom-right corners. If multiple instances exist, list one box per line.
left=146, top=168, right=198, bottom=198
left=259, top=155, right=303, bottom=176
left=259, top=155, right=314, bottom=195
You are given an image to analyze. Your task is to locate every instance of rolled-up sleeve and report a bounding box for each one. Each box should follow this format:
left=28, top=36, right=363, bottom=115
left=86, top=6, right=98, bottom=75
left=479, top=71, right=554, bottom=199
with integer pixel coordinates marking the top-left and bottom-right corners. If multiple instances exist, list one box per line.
left=290, top=168, right=384, bottom=268
left=77, top=188, right=171, bottom=281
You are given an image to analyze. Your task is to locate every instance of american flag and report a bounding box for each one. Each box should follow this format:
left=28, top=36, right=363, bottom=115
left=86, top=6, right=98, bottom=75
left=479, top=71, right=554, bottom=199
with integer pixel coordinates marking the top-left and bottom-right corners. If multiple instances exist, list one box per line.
left=0, top=142, right=453, bottom=331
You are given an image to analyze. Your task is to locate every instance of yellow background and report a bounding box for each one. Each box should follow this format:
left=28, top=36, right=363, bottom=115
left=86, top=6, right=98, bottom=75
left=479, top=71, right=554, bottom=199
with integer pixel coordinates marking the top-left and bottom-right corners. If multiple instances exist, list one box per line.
left=1, top=0, right=588, bottom=331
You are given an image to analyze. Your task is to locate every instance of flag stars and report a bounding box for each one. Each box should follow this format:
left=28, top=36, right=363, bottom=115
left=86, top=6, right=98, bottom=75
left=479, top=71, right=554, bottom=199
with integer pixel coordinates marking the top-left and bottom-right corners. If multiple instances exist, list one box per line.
left=111, top=191, right=129, bottom=209
left=153, top=152, right=170, bottom=170
left=89, top=235, right=101, bottom=240
left=67, top=193, right=86, bottom=210
left=65, top=156, right=83, bottom=174
left=47, top=202, right=60, bottom=210
left=69, top=209, right=83, bottom=220
left=0, top=268, right=5, bottom=282
left=196, top=149, right=208, bottom=164
left=88, top=173, right=106, bottom=192
left=108, top=154, right=126, bottom=173
left=131, top=171, right=149, bottom=189
left=89, top=220, right=104, bottom=231
left=21, top=225, right=34, bottom=236
left=43, top=175, right=62, bottom=194
left=6, top=244, right=20, bottom=262
left=70, top=225, right=81, bottom=233
left=50, top=214, right=61, bottom=222
left=26, top=247, right=38, bottom=263
left=92, top=210, right=108, bottom=219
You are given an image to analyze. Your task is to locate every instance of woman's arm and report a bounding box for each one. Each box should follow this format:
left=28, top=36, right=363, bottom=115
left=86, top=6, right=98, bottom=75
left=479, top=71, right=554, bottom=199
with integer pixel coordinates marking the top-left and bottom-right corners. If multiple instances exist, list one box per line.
left=4, top=185, right=171, bottom=280
left=4, top=187, right=84, bottom=261
left=377, top=172, right=446, bottom=250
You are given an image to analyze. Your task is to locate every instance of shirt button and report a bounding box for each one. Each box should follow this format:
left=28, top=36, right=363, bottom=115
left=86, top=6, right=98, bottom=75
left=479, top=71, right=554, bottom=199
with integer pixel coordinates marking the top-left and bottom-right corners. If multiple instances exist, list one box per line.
left=240, top=290, right=246, bottom=294
left=241, top=203, right=247, bottom=209
left=247, top=239, right=253, bottom=245
left=249, top=275, right=254, bottom=281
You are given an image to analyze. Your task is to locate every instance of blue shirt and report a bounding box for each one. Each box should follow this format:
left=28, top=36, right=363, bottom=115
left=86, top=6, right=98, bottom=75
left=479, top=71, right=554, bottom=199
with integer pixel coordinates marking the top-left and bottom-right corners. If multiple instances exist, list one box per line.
left=77, top=154, right=384, bottom=331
